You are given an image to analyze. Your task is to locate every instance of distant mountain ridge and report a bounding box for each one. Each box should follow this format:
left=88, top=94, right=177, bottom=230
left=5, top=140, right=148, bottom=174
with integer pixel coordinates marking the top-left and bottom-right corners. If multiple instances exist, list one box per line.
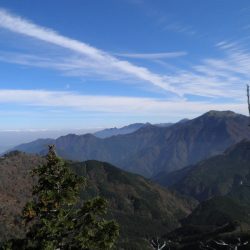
left=10, top=110, right=250, bottom=177
left=94, top=123, right=148, bottom=138
left=94, top=121, right=177, bottom=138
left=3, top=121, right=176, bottom=154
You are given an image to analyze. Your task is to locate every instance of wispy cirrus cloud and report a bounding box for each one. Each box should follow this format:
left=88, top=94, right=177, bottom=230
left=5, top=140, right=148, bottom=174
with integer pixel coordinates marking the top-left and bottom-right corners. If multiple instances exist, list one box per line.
left=0, top=89, right=246, bottom=117
left=0, top=8, right=249, bottom=102
left=0, top=45, right=246, bottom=100
left=162, top=41, right=250, bottom=100
left=0, top=8, right=178, bottom=94
left=114, top=51, right=187, bottom=59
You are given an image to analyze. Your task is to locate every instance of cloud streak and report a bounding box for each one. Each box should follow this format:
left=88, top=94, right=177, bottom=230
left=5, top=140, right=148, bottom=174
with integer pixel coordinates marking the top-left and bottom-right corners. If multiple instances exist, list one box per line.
left=0, top=8, right=178, bottom=94
left=0, top=47, right=246, bottom=100
left=0, top=9, right=248, bottom=101
left=115, top=51, right=187, bottom=59
left=0, top=89, right=246, bottom=117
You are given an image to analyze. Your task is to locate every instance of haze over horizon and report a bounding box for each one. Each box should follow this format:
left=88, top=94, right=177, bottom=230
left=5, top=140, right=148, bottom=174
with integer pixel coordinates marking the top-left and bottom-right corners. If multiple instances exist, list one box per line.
left=0, top=0, right=250, bottom=131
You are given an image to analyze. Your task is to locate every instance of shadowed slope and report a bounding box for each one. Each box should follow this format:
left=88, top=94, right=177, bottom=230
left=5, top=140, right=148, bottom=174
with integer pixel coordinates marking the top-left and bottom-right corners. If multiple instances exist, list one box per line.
left=11, top=111, right=250, bottom=177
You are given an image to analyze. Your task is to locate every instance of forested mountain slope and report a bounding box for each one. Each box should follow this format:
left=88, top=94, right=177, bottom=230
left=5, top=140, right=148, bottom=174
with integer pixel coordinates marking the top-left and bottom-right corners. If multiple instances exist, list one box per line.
left=0, top=151, right=196, bottom=249
left=12, top=111, right=250, bottom=177
left=154, top=140, right=250, bottom=201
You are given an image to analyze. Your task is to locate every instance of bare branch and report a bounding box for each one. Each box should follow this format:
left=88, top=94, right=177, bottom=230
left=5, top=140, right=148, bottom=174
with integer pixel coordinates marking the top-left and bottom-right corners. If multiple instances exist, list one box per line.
left=247, top=85, right=250, bottom=116
left=150, top=237, right=168, bottom=250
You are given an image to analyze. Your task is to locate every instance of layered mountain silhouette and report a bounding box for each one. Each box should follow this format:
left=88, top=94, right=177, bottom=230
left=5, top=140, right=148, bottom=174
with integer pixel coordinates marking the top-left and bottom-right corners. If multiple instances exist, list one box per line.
left=160, top=141, right=250, bottom=248
left=94, top=122, right=177, bottom=138
left=4, top=119, right=250, bottom=249
left=154, top=140, right=250, bottom=201
left=0, top=151, right=196, bottom=249
left=171, top=186, right=250, bottom=249
left=183, top=186, right=250, bottom=227
left=10, top=111, right=250, bottom=177
left=94, top=123, right=149, bottom=138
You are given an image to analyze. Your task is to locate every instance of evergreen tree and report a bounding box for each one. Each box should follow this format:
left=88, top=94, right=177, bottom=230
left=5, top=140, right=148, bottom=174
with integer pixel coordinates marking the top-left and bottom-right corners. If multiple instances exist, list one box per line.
left=4, top=145, right=119, bottom=250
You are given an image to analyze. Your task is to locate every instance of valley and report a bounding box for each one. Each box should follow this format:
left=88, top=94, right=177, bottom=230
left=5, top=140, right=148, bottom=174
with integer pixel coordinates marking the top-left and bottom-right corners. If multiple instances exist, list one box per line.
left=2, top=110, right=250, bottom=249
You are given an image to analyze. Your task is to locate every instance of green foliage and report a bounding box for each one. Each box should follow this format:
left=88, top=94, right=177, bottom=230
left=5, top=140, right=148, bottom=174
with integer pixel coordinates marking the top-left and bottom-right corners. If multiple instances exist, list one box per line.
left=0, top=153, right=196, bottom=250
left=3, top=146, right=119, bottom=250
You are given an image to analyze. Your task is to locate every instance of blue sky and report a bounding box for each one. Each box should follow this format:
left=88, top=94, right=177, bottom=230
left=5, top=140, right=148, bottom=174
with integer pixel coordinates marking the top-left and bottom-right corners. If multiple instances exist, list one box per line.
left=0, top=0, right=250, bottom=130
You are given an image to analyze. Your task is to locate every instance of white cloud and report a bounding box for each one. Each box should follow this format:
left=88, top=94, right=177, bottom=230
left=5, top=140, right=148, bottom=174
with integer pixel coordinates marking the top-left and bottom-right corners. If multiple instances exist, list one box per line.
left=159, top=42, right=250, bottom=100
left=114, top=51, right=187, bottom=59
left=0, top=89, right=246, bottom=118
left=0, top=9, right=249, bottom=101
left=0, top=8, right=178, bottom=94
left=0, top=48, right=246, bottom=100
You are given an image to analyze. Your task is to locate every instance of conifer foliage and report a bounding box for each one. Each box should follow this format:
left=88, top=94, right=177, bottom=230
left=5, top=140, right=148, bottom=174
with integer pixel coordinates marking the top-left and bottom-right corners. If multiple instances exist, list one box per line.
left=5, top=145, right=119, bottom=250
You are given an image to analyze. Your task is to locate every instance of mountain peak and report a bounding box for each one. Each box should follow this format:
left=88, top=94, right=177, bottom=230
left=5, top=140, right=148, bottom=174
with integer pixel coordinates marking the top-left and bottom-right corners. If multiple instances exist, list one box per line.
left=205, top=110, right=237, bottom=117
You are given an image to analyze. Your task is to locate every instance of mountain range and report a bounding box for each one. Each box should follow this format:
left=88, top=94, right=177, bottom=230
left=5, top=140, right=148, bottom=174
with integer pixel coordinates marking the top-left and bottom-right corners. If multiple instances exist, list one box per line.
left=94, top=123, right=149, bottom=138
left=0, top=151, right=196, bottom=249
left=154, top=140, right=250, bottom=201
left=93, top=121, right=184, bottom=138
left=0, top=129, right=98, bottom=154
left=171, top=185, right=250, bottom=249
left=10, top=111, right=250, bottom=177
left=161, top=140, right=250, bottom=249
left=3, top=144, right=250, bottom=249
left=4, top=141, right=250, bottom=249
left=0, top=121, right=181, bottom=154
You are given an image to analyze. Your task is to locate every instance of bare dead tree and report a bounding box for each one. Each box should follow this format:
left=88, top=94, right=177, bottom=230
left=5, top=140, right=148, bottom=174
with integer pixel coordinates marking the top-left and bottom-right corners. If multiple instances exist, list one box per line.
left=247, top=84, right=250, bottom=114
left=247, top=84, right=250, bottom=125
left=150, top=237, right=168, bottom=250
left=240, top=84, right=250, bottom=187
left=214, top=238, right=248, bottom=250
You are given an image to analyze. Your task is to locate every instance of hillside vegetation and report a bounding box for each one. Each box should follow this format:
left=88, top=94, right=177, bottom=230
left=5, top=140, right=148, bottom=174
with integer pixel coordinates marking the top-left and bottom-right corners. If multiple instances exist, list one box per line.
left=0, top=152, right=196, bottom=249
left=155, top=140, right=250, bottom=201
